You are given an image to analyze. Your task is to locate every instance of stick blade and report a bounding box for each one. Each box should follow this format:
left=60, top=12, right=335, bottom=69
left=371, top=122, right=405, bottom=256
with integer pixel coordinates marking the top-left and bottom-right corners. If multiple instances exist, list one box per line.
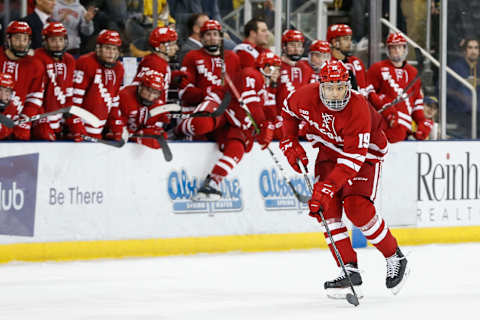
left=149, top=104, right=182, bottom=118
left=69, top=107, right=103, bottom=127
left=157, top=136, right=173, bottom=161
left=346, top=293, right=360, bottom=307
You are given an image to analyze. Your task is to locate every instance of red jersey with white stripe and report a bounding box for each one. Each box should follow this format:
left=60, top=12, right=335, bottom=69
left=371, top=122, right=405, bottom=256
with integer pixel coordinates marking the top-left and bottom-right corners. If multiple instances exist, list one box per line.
left=71, top=52, right=124, bottom=136
left=332, top=55, right=369, bottom=96
left=224, top=67, right=268, bottom=130
left=180, top=49, right=240, bottom=109
left=367, top=59, right=426, bottom=131
left=119, top=84, right=169, bottom=133
left=233, top=40, right=270, bottom=69
left=277, top=60, right=310, bottom=111
left=34, top=48, right=75, bottom=132
left=282, top=83, right=388, bottom=187
left=133, top=53, right=170, bottom=104
left=0, top=48, right=45, bottom=117
left=297, top=60, right=320, bottom=83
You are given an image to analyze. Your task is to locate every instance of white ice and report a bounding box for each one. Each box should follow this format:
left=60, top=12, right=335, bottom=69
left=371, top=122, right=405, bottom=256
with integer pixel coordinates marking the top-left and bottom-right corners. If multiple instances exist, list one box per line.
left=1, top=243, right=478, bottom=320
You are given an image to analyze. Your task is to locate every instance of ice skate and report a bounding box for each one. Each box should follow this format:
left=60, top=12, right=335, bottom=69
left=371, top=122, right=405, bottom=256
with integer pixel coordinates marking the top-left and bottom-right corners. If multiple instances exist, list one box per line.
left=386, top=247, right=410, bottom=295
left=192, top=175, right=222, bottom=201
left=324, top=263, right=364, bottom=300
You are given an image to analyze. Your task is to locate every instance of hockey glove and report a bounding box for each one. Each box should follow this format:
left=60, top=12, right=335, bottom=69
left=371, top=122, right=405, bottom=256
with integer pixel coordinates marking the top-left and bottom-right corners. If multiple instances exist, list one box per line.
left=279, top=137, right=308, bottom=173
left=13, top=114, right=32, bottom=140
left=32, top=118, right=56, bottom=141
left=134, top=126, right=166, bottom=149
left=65, top=116, right=87, bottom=142
left=414, top=119, right=433, bottom=140
left=171, top=70, right=190, bottom=89
left=0, top=123, right=12, bottom=140
left=257, top=120, right=275, bottom=150
left=308, top=181, right=337, bottom=218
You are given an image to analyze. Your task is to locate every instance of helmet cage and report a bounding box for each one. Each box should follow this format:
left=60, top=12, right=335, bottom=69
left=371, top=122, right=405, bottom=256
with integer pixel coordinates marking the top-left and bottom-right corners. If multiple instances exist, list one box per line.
left=319, top=81, right=351, bottom=111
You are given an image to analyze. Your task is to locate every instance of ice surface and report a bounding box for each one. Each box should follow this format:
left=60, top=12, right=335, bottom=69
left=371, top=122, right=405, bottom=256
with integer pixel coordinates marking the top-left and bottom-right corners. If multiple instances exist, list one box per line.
left=1, top=243, right=478, bottom=319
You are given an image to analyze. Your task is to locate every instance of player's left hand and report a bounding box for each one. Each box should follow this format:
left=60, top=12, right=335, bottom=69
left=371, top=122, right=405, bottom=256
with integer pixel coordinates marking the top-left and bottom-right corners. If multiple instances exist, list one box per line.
left=257, top=120, right=275, bottom=149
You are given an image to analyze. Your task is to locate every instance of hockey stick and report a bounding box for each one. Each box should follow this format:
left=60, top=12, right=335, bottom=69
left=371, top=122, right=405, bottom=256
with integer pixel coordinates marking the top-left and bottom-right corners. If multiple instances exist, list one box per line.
left=379, top=47, right=425, bottom=114
left=150, top=92, right=232, bottom=119
left=130, top=133, right=173, bottom=162
left=0, top=106, right=103, bottom=129
left=298, top=161, right=360, bottom=307
left=224, top=73, right=308, bottom=203
left=81, top=135, right=126, bottom=148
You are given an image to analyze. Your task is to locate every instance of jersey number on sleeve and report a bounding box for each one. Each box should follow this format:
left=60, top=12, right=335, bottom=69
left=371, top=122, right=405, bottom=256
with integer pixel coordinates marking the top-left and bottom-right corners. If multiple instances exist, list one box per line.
left=357, top=132, right=370, bottom=148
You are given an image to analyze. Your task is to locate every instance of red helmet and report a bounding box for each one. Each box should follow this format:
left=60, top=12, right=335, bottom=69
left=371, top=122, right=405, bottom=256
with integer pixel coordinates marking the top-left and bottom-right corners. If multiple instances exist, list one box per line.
left=0, top=73, right=15, bottom=89
left=386, top=32, right=407, bottom=46
left=7, top=21, right=32, bottom=35
left=256, top=51, right=281, bottom=69
left=97, top=29, right=122, bottom=46
left=326, top=24, right=352, bottom=43
left=309, top=40, right=331, bottom=53
left=149, top=27, right=178, bottom=48
left=281, top=29, right=304, bottom=44
left=319, top=60, right=351, bottom=111
left=141, top=73, right=164, bottom=91
left=42, top=22, right=67, bottom=38
left=200, top=20, right=222, bottom=34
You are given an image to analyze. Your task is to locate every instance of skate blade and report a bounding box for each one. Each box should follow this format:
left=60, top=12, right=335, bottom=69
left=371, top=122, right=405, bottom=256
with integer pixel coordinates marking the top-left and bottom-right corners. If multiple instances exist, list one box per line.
left=191, top=192, right=222, bottom=202
left=326, top=286, right=364, bottom=300
left=390, top=267, right=410, bottom=295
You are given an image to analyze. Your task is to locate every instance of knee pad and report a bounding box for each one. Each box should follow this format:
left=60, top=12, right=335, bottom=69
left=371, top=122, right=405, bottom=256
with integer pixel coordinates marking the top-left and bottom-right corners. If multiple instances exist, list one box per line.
left=343, top=195, right=375, bottom=227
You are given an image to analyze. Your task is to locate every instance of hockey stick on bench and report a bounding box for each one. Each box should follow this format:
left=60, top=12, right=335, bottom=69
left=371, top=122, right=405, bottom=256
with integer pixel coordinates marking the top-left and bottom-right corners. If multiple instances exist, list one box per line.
left=0, top=106, right=103, bottom=128
left=149, top=92, right=232, bottom=119
left=81, top=135, right=126, bottom=148
left=298, top=161, right=360, bottom=307
left=224, top=73, right=309, bottom=203
left=130, top=133, right=173, bottom=162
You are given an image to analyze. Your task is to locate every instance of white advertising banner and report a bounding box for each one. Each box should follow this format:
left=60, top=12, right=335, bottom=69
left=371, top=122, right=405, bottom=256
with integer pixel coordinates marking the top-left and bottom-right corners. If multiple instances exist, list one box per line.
left=0, top=140, right=479, bottom=244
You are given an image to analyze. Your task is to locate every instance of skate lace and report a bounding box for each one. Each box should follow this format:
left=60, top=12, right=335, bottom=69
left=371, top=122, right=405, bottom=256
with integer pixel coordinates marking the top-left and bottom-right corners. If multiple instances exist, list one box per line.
left=333, top=265, right=359, bottom=281
left=386, top=254, right=405, bottom=278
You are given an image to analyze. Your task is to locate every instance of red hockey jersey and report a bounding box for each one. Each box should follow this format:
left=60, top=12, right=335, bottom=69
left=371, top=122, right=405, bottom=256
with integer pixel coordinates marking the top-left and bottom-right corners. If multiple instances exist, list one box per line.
left=34, top=48, right=75, bottom=132
left=133, top=53, right=170, bottom=104
left=282, top=83, right=388, bottom=187
left=180, top=49, right=240, bottom=109
left=233, top=40, right=271, bottom=69
left=297, top=60, right=321, bottom=84
left=332, top=55, right=369, bottom=96
left=367, top=59, right=426, bottom=131
left=71, top=52, right=124, bottom=136
left=277, top=60, right=310, bottom=112
left=224, top=67, right=268, bottom=130
left=0, top=48, right=45, bottom=117
left=119, top=84, right=169, bottom=133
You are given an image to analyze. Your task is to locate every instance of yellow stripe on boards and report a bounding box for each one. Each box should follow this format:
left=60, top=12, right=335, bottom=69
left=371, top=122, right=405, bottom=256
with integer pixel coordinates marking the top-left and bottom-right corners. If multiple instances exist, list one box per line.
left=0, top=226, right=479, bottom=263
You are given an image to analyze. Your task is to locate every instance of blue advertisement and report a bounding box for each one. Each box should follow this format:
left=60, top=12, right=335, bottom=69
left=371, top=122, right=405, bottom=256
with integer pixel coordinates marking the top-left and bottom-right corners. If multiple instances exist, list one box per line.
left=0, top=153, right=39, bottom=237
left=259, top=168, right=310, bottom=211
left=167, top=169, right=243, bottom=214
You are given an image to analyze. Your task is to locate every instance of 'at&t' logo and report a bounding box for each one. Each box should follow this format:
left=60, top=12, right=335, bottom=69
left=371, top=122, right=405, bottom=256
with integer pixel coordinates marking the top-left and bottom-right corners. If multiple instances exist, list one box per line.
left=168, top=170, right=242, bottom=214
left=259, top=168, right=309, bottom=211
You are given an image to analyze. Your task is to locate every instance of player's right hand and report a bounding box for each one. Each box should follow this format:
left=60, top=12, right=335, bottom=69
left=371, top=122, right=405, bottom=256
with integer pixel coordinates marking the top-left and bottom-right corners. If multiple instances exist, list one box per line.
left=279, top=137, right=308, bottom=173
left=171, top=70, right=190, bottom=89
left=65, top=116, right=86, bottom=142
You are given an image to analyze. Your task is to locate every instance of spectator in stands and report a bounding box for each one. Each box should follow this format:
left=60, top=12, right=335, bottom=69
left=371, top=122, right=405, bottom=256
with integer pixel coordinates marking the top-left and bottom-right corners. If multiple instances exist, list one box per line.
left=168, top=0, right=203, bottom=41
left=447, top=38, right=480, bottom=138
left=52, top=0, right=96, bottom=56
left=22, top=0, right=57, bottom=49
left=125, top=0, right=174, bottom=57
left=177, top=13, right=209, bottom=63
left=423, top=96, right=439, bottom=140
left=447, top=1, right=480, bottom=62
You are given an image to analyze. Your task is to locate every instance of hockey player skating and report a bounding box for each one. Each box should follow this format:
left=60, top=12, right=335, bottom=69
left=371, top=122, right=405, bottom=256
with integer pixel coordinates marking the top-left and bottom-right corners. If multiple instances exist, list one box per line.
left=367, top=32, right=432, bottom=142
left=191, top=51, right=280, bottom=201
left=67, top=29, right=126, bottom=142
left=34, top=22, right=75, bottom=141
left=281, top=60, right=409, bottom=299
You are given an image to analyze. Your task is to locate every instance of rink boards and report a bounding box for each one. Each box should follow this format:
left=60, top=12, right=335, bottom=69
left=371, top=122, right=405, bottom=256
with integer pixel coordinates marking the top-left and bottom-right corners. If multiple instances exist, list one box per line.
left=0, top=140, right=479, bottom=262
